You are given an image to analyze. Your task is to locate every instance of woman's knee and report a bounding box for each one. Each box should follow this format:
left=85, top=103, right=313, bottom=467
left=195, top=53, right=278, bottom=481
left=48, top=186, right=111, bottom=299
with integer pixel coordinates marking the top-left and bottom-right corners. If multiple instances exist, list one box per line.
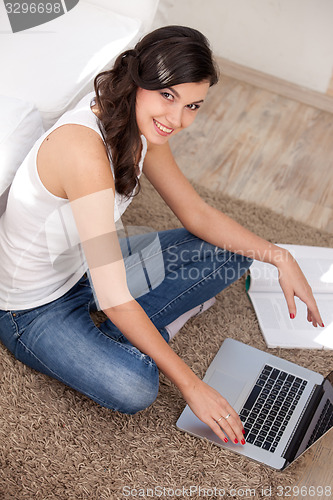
left=119, top=379, right=159, bottom=415
left=95, top=359, right=160, bottom=414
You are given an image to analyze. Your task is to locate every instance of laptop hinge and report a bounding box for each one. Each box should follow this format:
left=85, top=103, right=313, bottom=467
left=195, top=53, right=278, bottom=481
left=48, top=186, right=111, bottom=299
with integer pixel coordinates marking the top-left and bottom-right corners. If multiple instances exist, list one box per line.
left=283, top=384, right=323, bottom=465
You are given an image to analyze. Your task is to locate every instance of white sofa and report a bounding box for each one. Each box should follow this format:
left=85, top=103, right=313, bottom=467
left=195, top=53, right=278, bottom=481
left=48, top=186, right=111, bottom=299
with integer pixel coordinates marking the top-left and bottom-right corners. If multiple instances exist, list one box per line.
left=0, top=0, right=159, bottom=214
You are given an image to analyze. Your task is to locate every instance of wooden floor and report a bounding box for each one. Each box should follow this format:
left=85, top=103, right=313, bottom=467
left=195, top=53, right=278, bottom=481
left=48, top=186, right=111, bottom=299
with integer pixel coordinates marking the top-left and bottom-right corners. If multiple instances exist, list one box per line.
left=293, top=429, right=333, bottom=499
left=169, top=71, right=333, bottom=234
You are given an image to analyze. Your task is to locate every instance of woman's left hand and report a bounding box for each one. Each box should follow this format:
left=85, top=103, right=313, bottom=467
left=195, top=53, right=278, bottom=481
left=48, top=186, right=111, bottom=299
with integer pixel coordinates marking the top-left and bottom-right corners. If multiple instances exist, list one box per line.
left=276, top=249, right=324, bottom=327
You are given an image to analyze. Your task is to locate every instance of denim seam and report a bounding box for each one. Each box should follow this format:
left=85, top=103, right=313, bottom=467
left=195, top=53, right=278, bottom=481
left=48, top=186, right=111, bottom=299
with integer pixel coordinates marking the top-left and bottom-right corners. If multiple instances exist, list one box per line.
left=149, top=251, right=236, bottom=322
left=9, top=312, right=20, bottom=338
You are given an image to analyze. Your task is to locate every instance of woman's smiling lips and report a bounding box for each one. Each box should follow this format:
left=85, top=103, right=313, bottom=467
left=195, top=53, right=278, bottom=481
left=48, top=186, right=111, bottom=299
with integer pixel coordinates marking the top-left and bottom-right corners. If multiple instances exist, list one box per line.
left=153, top=119, right=174, bottom=136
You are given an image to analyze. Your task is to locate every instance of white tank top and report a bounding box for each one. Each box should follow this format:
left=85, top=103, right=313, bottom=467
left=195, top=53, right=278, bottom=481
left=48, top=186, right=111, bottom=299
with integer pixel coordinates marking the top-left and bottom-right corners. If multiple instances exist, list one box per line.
left=0, top=92, right=147, bottom=310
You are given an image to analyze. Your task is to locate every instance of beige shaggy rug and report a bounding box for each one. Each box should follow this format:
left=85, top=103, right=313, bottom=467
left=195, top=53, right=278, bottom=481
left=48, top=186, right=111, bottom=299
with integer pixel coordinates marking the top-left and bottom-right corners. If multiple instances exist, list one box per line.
left=1, top=177, right=332, bottom=499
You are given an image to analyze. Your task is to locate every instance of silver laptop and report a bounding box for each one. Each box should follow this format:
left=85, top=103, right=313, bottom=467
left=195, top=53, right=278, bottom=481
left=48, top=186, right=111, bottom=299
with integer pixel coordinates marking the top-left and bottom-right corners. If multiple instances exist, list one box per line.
left=176, top=338, right=333, bottom=470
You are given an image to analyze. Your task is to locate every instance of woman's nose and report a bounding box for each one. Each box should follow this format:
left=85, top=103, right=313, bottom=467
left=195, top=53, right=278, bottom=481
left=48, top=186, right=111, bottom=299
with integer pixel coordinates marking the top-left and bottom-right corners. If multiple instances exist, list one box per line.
left=166, top=106, right=183, bottom=129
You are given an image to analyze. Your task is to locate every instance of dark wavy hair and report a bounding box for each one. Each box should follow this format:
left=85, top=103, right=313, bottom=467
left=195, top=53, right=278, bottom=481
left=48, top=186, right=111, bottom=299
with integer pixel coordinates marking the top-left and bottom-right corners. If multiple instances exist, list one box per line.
left=94, top=26, right=219, bottom=198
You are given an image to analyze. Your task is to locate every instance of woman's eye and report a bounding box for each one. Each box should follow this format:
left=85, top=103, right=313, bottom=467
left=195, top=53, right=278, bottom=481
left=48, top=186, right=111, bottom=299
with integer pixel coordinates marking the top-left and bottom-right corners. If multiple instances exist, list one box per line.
left=161, top=92, right=173, bottom=100
left=187, top=104, right=200, bottom=111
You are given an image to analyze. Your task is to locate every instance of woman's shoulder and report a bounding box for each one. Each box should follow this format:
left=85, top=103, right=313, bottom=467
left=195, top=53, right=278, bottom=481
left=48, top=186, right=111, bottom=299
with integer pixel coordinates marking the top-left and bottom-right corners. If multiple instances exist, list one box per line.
left=39, top=123, right=107, bottom=167
left=37, top=124, right=111, bottom=200
left=49, top=123, right=104, bottom=147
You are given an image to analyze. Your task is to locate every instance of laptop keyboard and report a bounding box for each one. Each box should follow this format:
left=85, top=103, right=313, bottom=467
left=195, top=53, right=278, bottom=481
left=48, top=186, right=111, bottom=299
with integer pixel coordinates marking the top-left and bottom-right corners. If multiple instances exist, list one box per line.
left=239, top=364, right=307, bottom=453
left=307, top=399, right=333, bottom=447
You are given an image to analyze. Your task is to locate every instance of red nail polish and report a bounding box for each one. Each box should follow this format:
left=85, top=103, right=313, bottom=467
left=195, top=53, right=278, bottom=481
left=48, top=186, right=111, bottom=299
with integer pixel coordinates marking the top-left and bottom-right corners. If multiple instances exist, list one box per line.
left=234, top=439, right=238, bottom=444
left=241, top=439, right=245, bottom=445
left=290, top=313, right=295, bottom=319
left=322, top=323, right=325, bottom=327
left=242, top=429, right=246, bottom=434
left=224, top=438, right=228, bottom=443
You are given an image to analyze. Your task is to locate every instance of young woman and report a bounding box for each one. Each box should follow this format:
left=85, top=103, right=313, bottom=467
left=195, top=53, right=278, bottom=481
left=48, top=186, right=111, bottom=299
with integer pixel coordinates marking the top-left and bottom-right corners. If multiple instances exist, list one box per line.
left=0, top=26, right=323, bottom=447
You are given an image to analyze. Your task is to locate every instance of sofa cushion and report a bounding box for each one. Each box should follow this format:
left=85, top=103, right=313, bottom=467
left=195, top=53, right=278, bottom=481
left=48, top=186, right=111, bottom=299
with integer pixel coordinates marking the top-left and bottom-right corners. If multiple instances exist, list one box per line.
left=0, top=96, right=44, bottom=215
left=0, top=2, right=141, bottom=129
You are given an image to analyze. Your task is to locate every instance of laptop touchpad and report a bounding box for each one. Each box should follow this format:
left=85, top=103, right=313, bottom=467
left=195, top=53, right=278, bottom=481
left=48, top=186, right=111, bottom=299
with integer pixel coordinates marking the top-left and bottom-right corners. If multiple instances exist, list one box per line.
left=206, top=370, right=246, bottom=407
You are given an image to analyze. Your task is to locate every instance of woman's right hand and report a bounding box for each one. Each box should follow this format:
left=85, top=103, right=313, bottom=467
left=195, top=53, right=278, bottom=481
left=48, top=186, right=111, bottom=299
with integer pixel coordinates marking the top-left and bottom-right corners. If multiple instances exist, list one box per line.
left=181, top=378, right=246, bottom=446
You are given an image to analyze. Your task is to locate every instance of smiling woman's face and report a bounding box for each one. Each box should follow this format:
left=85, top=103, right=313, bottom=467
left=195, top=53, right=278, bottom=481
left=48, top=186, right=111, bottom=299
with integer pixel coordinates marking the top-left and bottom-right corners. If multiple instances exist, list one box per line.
left=135, top=81, right=210, bottom=145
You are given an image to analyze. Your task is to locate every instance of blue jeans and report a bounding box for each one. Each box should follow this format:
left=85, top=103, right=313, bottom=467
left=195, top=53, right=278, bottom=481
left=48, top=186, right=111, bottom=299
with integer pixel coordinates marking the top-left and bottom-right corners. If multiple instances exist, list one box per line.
left=0, top=228, right=252, bottom=414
